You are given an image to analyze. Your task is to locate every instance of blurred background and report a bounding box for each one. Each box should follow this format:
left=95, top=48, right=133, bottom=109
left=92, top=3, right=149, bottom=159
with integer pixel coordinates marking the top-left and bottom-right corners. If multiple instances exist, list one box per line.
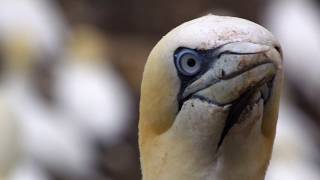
left=0, top=0, right=319, bottom=180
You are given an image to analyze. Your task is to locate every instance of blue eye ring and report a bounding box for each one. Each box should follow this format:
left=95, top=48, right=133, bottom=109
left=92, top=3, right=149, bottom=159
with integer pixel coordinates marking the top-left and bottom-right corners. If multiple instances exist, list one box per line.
left=175, top=49, right=202, bottom=76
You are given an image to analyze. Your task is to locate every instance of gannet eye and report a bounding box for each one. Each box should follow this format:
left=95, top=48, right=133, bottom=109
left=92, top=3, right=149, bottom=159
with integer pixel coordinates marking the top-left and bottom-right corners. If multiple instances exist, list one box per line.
left=175, top=49, right=202, bottom=76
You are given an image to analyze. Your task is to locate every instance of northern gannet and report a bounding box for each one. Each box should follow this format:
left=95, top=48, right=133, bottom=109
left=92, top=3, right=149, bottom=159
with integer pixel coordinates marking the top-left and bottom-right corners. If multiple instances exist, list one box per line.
left=139, top=15, right=283, bottom=180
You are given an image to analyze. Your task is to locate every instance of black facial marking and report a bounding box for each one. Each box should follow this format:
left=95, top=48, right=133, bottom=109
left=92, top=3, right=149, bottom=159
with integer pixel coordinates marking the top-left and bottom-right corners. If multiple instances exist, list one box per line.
left=174, top=47, right=218, bottom=110
left=217, top=88, right=256, bottom=147
left=216, top=77, right=274, bottom=149
left=173, top=45, right=277, bottom=151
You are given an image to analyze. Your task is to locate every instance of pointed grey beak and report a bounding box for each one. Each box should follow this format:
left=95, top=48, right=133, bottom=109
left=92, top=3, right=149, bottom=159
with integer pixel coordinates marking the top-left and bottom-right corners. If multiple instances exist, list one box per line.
left=182, top=42, right=282, bottom=105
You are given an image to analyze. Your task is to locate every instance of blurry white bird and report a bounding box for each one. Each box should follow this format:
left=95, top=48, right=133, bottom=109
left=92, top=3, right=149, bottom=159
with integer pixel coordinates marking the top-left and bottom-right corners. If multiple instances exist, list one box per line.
left=266, top=94, right=320, bottom=180
left=1, top=34, right=98, bottom=180
left=0, top=0, right=105, bottom=179
left=54, top=26, right=133, bottom=146
left=263, top=0, right=320, bottom=111
left=0, top=0, right=68, bottom=57
left=0, top=1, right=132, bottom=179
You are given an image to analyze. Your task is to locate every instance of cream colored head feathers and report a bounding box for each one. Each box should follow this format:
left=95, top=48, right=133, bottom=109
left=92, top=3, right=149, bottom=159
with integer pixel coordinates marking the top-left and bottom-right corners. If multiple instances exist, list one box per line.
left=139, top=15, right=283, bottom=180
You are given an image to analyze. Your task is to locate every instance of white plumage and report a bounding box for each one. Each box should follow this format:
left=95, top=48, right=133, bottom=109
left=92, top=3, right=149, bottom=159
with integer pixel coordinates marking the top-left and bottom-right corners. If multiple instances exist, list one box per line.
left=55, top=61, right=132, bottom=144
left=266, top=97, right=320, bottom=180
left=4, top=76, right=97, bottom=178
left=54, top=26, right=133, bottom=146
left=0, top=47, right=97, bottom=179
left=0, top=0, right=67, bottom=57
left=263, top=0, right=320, bottom=104
left=0, top=0, right=101, bottom=179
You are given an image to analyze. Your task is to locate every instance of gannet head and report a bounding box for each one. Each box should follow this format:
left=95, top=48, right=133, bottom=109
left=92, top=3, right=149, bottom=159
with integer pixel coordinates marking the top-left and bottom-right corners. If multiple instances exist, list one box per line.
left=139, top=15, right=283, bottom=180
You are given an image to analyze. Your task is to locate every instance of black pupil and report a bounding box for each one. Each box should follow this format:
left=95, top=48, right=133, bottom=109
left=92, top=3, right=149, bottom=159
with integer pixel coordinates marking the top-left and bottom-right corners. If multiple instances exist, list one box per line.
left=187, top=58, right=196, bottom=67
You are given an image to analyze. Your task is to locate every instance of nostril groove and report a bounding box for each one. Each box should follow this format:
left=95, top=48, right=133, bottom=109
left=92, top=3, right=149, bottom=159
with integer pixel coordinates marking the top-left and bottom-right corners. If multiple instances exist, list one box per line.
left=218, top=69, right=226, bottom=78
left=221, top=69, right=225, bottom=77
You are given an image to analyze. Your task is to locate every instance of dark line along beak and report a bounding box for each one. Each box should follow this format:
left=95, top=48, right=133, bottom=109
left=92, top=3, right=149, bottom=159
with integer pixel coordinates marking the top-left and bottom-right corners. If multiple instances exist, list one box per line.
left=217, top=76, right=275, bottom=148
left=179, top=42, right=281, bottom=148
left=181, top=42, right=275, bottom=102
